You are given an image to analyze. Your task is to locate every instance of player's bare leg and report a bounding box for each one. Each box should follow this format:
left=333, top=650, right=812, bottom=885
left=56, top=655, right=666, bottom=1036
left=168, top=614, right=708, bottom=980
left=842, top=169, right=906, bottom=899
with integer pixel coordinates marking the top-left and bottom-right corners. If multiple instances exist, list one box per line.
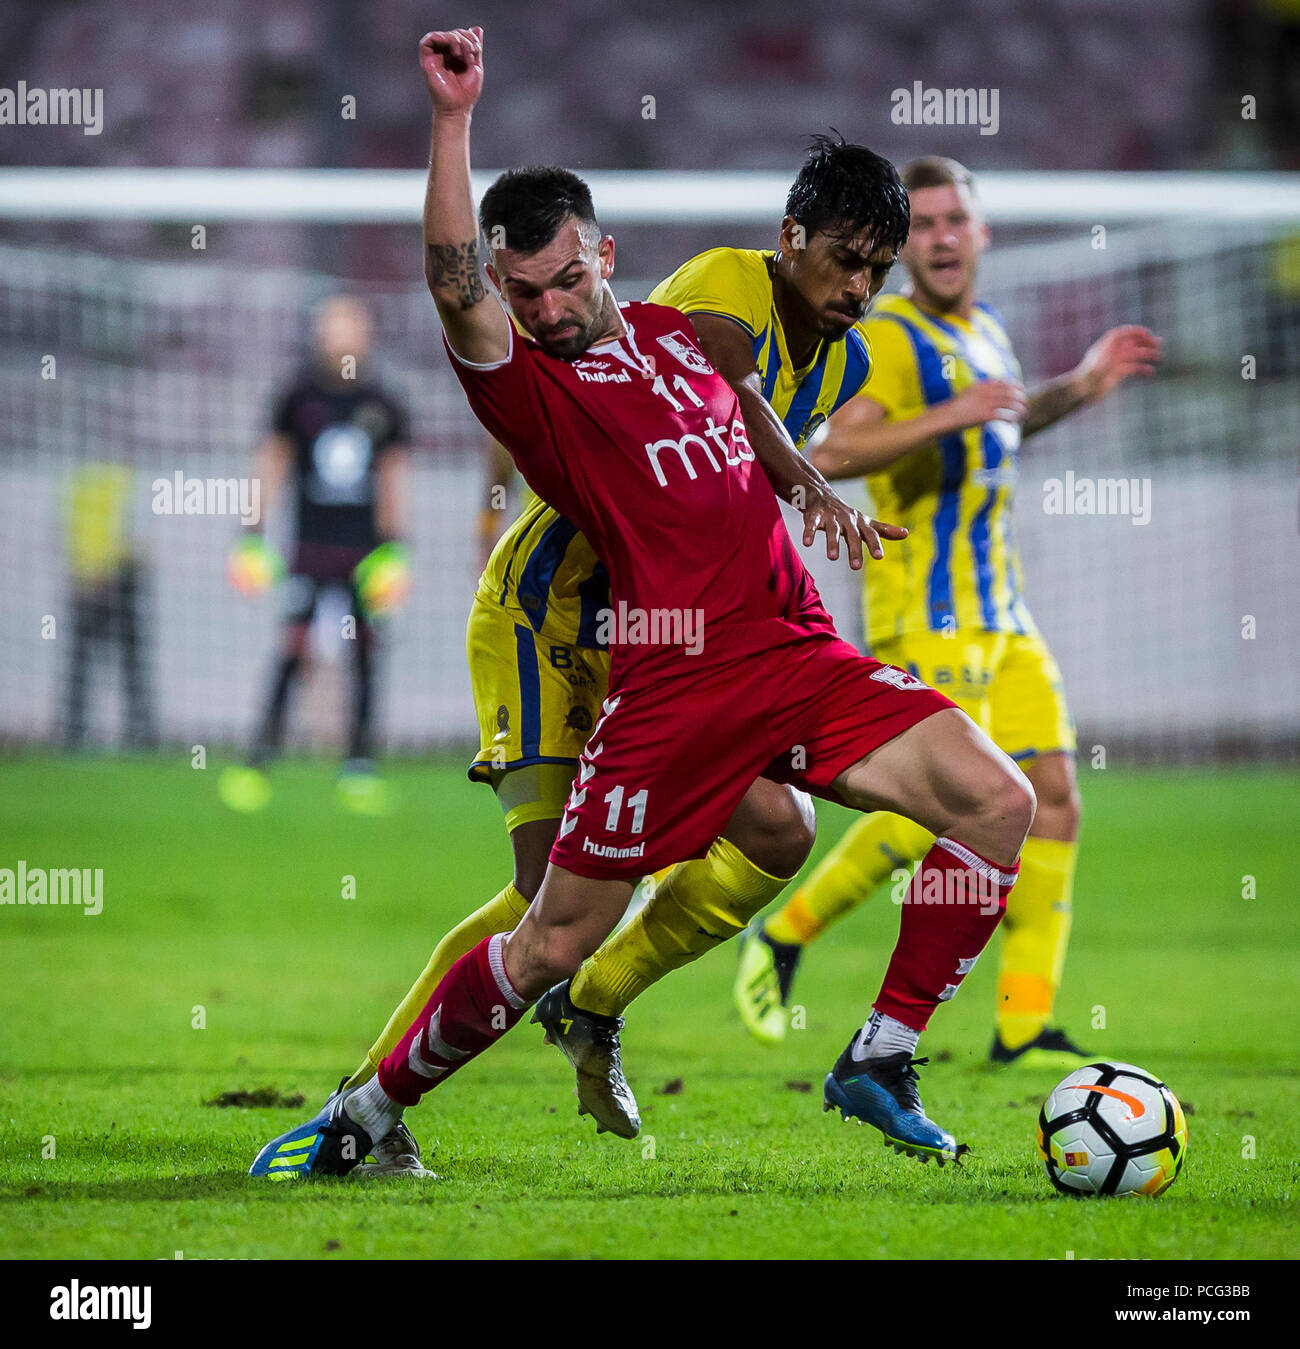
left=253, top=860, right=634, bottom=1179
left=288, top=865, right=631, bottom=1177
left=289, top=773, right=811, bottom=1176
left=504, top=869, right=637, bottom=996
left=1022, top=751, right=1077, bottom=844
left=344, top=817, right=558, bottom=1173
left=251, top=802, right=559, bottom=1178
left=254, top=778, right=816, bottom=1176
left=820, top=707, right=1035, bottom=1161
left=340, top=808, right=556, bottom=1094
left=833, top=708, right=1033, bottom=863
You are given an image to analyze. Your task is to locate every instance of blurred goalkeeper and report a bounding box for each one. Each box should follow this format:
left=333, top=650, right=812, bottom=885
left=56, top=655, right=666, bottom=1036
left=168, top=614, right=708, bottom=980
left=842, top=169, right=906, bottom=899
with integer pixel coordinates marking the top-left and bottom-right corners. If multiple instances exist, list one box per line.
left=220, top=294, right=413, bottom=815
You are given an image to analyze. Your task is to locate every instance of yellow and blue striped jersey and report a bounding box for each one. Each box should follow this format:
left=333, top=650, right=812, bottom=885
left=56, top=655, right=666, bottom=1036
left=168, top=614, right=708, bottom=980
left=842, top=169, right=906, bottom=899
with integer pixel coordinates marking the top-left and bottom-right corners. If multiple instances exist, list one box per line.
left=477, top=483, right=610, bottom=649
left=478, top=246, right=876, bottom=648
left=648, top=248, right=872, bottom=449
left=859, top=293, right=1034, bottom=648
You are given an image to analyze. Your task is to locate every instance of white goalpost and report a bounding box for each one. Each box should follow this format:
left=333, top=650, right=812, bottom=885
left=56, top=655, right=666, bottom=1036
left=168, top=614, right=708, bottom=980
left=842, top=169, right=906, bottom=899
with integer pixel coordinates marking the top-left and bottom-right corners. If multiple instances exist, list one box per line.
left=2, top=167, right=1300, bottom=222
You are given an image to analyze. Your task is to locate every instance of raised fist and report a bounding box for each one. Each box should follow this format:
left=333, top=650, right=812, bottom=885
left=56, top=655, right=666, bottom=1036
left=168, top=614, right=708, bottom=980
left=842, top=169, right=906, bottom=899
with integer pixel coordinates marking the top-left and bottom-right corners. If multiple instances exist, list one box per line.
left=419, top=27, right=484, bottom=113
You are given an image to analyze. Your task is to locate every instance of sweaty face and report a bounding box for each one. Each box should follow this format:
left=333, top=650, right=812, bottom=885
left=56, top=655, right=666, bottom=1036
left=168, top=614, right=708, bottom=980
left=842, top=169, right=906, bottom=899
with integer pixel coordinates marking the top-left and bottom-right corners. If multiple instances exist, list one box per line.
left=783, top=220, right=898, bottom=342
left=901, top=183, right=988, bottom=312
left=314, top=296, right=373, bottom=369
left=489, top=218, right=614, bottom=361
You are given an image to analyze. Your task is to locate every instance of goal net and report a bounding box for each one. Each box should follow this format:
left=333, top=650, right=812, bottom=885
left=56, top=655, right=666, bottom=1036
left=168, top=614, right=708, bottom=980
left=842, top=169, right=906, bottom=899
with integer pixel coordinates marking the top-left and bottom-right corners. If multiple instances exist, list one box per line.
left=0, top=171, right=1296, bottom=762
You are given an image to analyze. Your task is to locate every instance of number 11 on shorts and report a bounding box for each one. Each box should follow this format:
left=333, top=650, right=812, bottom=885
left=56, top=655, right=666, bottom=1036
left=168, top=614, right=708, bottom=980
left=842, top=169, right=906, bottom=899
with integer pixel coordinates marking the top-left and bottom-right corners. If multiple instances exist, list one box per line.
left=604, top=785, right=648, bottom=833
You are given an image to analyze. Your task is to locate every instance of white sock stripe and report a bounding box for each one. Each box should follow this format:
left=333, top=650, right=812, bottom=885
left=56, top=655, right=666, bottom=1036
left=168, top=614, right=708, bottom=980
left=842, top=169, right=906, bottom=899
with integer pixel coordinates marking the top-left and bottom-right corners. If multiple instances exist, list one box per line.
left=407, top=1036, right=449, bottom=1079
left=487, top=933, right=528, bottom=1010
left=424, top=1006, right=471, bottom=1062
left=934, top=837, right=1019, bottom=888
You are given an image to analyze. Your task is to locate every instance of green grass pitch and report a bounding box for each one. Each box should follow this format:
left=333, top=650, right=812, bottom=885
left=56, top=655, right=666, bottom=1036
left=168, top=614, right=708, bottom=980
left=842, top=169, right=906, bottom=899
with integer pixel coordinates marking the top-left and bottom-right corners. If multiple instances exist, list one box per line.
left=1, top=755, right=1296, bottom=1260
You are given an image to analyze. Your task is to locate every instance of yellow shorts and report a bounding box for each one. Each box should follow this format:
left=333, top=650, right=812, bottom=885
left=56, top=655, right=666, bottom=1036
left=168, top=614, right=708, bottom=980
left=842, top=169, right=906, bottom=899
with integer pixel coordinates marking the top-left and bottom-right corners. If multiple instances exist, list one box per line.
left=871, top=629, right=1075, bottom=764
left=466, top=595, right=611, bottom=822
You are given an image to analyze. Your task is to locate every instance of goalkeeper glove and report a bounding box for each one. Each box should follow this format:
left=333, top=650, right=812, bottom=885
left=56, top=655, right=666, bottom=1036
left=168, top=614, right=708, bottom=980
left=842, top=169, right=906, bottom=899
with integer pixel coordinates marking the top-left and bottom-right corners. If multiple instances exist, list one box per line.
left=353, top=540, right=412, bottom=618
left=226, top=534, right=283, bottom=596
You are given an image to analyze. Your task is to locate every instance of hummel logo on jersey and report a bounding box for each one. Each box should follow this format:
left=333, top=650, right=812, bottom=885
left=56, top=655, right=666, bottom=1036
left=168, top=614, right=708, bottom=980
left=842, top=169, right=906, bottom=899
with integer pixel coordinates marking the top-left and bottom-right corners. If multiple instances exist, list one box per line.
left=656, top=330, right=714, bottom=375
left=582, top=837, right=646, bottom=861
left=644, top=417, right=755, bottom=488
left=573, top=360, right=631, bottom=385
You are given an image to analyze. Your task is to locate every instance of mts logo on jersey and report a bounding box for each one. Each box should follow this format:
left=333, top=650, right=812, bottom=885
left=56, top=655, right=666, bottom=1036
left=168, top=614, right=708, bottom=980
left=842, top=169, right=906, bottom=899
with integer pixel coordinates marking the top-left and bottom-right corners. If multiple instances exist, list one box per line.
left=644, top=416, right=755, bottom=488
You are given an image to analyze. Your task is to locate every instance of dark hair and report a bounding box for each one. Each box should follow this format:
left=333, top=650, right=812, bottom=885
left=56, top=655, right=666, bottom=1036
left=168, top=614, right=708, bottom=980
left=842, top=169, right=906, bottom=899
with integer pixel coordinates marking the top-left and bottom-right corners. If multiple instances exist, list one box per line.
left=479, top=166, right=598, bottom=255
left=902, top=155, right=975, bottom=194
left=786, top=132, right=910, bottom=254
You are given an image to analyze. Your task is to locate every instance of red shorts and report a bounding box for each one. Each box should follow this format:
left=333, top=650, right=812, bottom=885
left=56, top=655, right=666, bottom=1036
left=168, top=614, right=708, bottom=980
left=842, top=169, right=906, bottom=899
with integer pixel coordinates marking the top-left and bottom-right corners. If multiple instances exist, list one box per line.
left=549, top=620, right=956, bottom=880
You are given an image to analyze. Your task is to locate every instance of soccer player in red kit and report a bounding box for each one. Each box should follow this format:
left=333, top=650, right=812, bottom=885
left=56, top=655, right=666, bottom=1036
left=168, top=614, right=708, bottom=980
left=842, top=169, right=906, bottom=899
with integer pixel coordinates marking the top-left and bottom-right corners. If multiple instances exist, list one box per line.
left=292, top=27, right=1035, bottom=1173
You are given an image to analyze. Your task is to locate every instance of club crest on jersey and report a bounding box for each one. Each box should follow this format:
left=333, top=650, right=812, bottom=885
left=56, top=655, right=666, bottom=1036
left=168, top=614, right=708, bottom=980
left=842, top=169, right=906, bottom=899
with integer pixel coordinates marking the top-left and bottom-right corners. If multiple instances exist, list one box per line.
left=656, top=330, right=713, bottom=376
left=565, top=706, right=593, bottom=732
left=870, top=664, right=928, bottom=692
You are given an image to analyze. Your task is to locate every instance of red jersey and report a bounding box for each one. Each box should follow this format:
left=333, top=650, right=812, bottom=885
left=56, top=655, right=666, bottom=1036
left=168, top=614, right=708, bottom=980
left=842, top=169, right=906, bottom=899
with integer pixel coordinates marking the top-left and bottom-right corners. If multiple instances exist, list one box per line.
left=447, top=297, right=955, bottom=880
left=445, top=300, right=833, bottom=685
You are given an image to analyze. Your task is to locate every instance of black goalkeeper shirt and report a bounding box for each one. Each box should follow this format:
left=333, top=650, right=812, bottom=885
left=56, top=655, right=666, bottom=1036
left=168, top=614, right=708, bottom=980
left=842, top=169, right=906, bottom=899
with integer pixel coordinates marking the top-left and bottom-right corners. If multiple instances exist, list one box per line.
left=271, top=368, right=409, bottom=549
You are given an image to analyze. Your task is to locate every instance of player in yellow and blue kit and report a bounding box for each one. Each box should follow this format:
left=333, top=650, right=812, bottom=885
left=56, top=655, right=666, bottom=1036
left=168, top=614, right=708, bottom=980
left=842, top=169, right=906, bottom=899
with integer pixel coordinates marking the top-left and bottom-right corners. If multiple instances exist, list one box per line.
left=739, top=156, right=1162, bottom=1066
left=247, top=136, right=913, bottom=1176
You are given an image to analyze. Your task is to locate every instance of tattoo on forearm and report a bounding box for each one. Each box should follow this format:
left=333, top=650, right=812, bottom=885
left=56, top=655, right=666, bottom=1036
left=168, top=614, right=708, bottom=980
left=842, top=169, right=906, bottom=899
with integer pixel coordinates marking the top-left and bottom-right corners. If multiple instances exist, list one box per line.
left=1024, top=380, right=1085, bottom=437
left=426, top=241, right=486, bottom=309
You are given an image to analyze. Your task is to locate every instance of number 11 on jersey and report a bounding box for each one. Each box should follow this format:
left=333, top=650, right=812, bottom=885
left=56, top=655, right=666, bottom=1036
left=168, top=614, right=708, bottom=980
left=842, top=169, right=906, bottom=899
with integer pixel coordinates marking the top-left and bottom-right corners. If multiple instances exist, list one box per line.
left=604, top=784, right=649, bottom=833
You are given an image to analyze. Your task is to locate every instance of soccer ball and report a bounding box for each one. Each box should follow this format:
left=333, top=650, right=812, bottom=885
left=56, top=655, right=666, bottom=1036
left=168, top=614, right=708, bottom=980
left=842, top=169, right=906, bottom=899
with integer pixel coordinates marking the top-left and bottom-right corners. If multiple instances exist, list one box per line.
left=1037, top=1061, right=1188, bottom=1197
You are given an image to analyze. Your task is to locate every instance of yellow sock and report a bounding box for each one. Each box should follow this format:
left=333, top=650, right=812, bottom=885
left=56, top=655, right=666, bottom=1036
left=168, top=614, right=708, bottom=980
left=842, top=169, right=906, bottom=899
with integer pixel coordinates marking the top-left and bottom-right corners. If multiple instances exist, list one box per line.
left=996, top=835, right=1077, bottom=1050
left=344, top=882, right=532, bottom=1088
left=764, top=812, right=934, bottom=946
left=569, top=838, right=790, bottom=1017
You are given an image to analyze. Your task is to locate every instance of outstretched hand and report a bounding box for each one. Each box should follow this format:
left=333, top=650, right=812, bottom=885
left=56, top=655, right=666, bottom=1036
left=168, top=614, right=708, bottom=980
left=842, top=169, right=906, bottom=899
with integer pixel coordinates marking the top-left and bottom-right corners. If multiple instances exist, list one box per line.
left=800, top=483, right=907, bottom=570
left=1076, top=325, right=1162, bottom=401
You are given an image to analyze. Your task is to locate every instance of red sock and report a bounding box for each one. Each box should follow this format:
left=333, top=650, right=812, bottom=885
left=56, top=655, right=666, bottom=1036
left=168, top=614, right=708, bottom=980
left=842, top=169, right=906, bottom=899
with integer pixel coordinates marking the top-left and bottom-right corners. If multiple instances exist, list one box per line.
left=873, top=837, right=1018, bottom=1032
left=377, top=933, right=530, bottom=1107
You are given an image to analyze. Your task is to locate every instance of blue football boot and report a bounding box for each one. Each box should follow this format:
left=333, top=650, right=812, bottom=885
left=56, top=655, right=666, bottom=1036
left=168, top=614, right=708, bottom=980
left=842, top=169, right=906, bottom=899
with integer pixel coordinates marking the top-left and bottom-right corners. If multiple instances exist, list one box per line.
left=823, top=1036, right=967, bottom=1165
left=249, top=1079, right=375, bottom=1180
